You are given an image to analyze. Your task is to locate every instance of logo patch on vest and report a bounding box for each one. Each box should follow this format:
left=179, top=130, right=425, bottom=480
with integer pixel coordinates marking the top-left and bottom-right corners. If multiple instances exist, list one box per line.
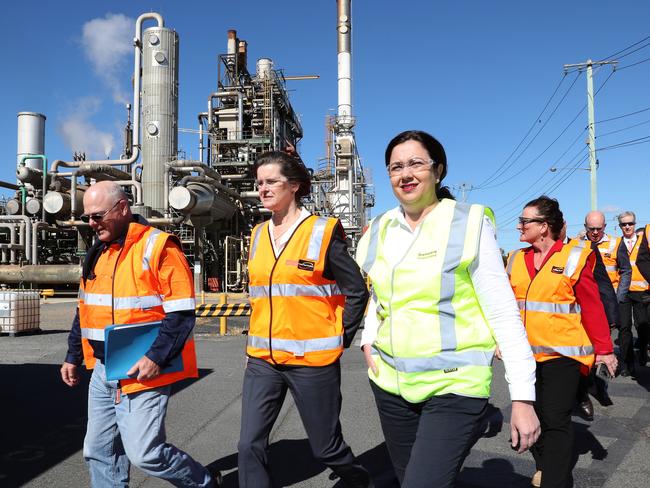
left=297, top=259, right=316, bottom=271
left=417, top=250, right=437, bottom=259
left=551, top=266, right=564, bottom=274
left=603, top=253, right=611, bottom=258
left=443, top=368, right=458, bottom=374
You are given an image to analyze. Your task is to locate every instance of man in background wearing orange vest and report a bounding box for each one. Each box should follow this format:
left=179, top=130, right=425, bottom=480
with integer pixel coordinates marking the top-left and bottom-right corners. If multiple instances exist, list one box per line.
left=60, top=182, right=217, bottom=487
left=629, top=217, right=650, bottom=369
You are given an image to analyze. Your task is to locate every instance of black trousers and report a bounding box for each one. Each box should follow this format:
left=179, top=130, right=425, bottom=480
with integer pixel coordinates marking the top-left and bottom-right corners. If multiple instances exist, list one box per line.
left=238, top=357, right=369, bottom=488
left=531, top=357, right=582, bottom=488
left=618, top=300, right=636, bottom=369
left=370, top=380, right=487, bottom=488
left=627, top=292, right=650, bottom=365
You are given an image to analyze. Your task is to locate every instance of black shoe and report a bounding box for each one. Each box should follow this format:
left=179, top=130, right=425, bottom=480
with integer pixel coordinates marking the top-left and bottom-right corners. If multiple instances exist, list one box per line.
left=578, top=398, right=594, bottom=420
left=619, top=366, right=631, bottom=377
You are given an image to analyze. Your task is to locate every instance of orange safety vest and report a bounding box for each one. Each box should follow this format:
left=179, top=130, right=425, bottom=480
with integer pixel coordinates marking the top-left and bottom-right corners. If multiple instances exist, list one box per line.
left=247, top=215, right=345, bottom=366
left=79, top=221, right=198, bottom=394
left=629, top=228, right=650, bottom=292
left=507, top=242, right=595, bottom=369
left=594, top=235, right=621, bottom=289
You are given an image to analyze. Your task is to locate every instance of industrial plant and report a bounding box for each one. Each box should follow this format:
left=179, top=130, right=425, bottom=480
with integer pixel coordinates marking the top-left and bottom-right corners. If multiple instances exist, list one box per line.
left=0, top=0, right=373, bottom=293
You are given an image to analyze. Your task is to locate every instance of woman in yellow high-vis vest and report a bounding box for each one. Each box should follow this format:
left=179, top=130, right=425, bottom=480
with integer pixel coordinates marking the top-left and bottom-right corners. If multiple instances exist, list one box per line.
left=356, top=130, right=540, bottom=488
left=508, top=196, right=618, bottom=488
left=238, top=151, right=371, bottom=488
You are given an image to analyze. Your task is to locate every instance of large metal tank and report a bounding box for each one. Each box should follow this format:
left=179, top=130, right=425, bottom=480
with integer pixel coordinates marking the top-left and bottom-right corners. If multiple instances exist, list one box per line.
left=141, top=27, right=179, bottom=215
left=16, top=112, right=46, bottom=175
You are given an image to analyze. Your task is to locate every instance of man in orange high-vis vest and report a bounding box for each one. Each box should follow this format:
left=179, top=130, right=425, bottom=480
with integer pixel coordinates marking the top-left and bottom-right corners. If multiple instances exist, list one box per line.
left=60, top=182, right=217, bottom=487
left=631, top=222, right=650, bottom=368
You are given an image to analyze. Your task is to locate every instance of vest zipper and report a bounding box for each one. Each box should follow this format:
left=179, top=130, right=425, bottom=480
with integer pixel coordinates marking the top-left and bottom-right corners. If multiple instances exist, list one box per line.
left=265, top=216, right=312, bottom=365
left=388, top=223, right=424, bottom=398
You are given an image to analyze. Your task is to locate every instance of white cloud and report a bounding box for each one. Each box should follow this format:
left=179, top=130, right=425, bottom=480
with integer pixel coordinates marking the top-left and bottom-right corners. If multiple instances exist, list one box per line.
left=81, top=13, right=133, bottom=104
left=58, top=97, right=116, bottom=159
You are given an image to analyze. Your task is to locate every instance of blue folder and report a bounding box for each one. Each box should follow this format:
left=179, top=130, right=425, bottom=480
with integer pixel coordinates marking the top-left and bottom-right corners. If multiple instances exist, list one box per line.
left=104, top=321, right=184, bottom=381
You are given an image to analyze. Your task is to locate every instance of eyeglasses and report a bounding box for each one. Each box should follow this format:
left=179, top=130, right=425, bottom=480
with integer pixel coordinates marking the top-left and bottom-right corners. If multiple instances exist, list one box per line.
left=619, top=222, right=636, bottom=227
left=585, top=226, right=603, bottom=232
left=80, top=200, right=123, bottom=223
left=518, top=217, right=545, bottom=226
left=256, top=178, right=288, bottom=188
left=387, top=158, right=435, bottom=177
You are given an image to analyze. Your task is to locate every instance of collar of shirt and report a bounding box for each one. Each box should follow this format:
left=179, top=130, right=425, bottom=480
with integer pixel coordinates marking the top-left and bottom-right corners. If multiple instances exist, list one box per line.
left=268, top=207, right=311, bottom=256
left=582, top=234, right=610, bottom=245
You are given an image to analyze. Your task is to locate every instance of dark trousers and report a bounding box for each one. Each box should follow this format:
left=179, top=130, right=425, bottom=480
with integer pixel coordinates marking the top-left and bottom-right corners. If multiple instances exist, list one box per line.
left=618, top=300, right=636, bottom=369
left=531, top=357, right=581, bottom=488
left=369, top=380, right=487, bottom=488
left=238, top=357, right=369, bottom=488
left=628, top=292, right=650, bottom=365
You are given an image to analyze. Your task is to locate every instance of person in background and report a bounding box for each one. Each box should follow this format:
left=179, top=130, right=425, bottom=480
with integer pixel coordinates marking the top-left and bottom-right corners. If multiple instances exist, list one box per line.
left=357, top=130, right=540, bottom=488
left=238, top=151, right=371, bottom=488
left=631, top=219, right=650, bottom=368
left=507, top=196, right=617, bottom=488
left=60, top=181, right=217, bottom=487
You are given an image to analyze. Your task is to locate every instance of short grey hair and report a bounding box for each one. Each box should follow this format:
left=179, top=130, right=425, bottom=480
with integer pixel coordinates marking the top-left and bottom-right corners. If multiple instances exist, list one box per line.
left=617, top=211, right=636, bottom=223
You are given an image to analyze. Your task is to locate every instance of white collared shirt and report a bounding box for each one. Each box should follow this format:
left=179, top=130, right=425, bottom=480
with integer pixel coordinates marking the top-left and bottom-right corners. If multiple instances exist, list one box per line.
left=268, top=207, right=311, bottom=257
left=623, top=234, right=637, bottom=253
left=360, top=205, right=536, bottom=401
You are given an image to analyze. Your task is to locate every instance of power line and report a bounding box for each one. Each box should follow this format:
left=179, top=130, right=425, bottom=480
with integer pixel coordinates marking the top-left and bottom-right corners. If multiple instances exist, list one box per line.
left=598, top=135, right=650, bottom=151
left=617, top=56, right=650, bottom=71
left=597, top=35, right=650, bottom=61
left=596, top=106, right=650, bottom=124
left=611, top=41, right=650, bottom=61
left=598, top=119, right=650, bottom=138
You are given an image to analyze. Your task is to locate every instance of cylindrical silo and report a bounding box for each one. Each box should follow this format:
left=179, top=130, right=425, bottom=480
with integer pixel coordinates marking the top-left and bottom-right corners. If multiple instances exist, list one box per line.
left=17, top=112, right=46, bottom=177
left=141, top=27, right=179, bottom=215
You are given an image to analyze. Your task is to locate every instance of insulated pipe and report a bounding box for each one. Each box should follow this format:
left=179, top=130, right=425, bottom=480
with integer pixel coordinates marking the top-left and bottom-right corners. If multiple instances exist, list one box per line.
left=168, top=160, right=222, bottom=181
left=337, top=0, right=354, bottom=128
left=0, top=180, right=20, bottom=191
left=0, top=215, right=31, bottom=262
left=208, top=91, right=243, bottom=138
left=0, top=264, right=82, bottom=284
left=113, top=180, right=143, bottom=205
left=32, top=222, right=54, bottom=265
left=0, top=223, right=17, bottom=263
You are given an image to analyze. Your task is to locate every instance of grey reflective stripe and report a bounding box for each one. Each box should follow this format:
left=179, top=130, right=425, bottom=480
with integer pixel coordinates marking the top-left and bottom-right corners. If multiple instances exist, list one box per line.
left=248, top=334, right=343, bottom=356
left=605, top=265, right=617, bottom=273
left=81, top=292, right=112, bottom=306
left=518, top=300, right=581, bottom=314
left=250, top=224, right=265, bottom=260
left=361, top=212, right=386, bottom=273
left=142, top=229, right=163, bottom=271
left=564, top=245, right=584, bottom=277
left=630, top=259, right=637, bottom=266
left=306, top=217, right=328, bottom=261
left=81, top=328, right=105, bottom=341
left=506, top=249, right=521, bottom=276
left=530, top=345, right=594, bottom=357
left=374, top=346, right=493, bottom=373
left=608, top=239, right=618, bottom=253
left=163, top=297, right=196, bottom=312
left=439, top=203, right=471, bottom=352
left=574, top=239, right=588, bottom=248
left=249, top=283, right=342, bottom=298
left=114, top=295, right=163, bottom=310
left=631, top=280, right=649, bottom=289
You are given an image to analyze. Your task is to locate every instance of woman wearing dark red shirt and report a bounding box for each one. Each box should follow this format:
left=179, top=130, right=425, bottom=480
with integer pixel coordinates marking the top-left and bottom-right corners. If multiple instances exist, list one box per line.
left=507, top=195, right=617, bottom=488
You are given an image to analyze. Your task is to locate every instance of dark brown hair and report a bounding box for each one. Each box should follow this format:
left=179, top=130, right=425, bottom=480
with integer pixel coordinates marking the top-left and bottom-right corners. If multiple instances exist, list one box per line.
left=254, top=151, right=311, bottom=203
left=384, top=130, right=454, bottom=200
left=524, top=195, right=564, bottom=239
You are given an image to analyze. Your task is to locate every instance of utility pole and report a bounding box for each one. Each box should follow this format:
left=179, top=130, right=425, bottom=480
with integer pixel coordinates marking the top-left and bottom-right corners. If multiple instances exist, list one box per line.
left=563, top=59, right=616, bottom=210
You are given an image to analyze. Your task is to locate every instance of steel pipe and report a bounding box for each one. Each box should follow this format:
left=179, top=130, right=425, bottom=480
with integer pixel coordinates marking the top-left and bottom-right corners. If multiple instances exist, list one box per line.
left=0, top=264, right=82, bottom=284
left=0, top=215, right=31, bottom=262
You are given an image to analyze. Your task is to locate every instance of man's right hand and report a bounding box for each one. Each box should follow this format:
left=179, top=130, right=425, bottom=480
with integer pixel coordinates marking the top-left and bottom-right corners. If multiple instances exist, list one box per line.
left=362, top=344, right=378, bottom=376
left=61, top=362, right=80, bottom=387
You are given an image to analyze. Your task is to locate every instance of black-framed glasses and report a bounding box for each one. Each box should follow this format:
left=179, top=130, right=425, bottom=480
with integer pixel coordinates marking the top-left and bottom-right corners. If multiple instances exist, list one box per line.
left=619, top=222, right=636, bottom=227
left=585, top=226, right=603, bottom=232
left=80, top=200, right=123, bottom=223
left=518, top=217, right=545, bottom=226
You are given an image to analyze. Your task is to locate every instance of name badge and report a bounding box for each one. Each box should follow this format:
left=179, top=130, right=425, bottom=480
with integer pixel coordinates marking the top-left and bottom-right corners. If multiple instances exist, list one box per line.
left=551, top=266, right=564, bottom=274
left=297, top=259, right=315, bottom=271
left=417, top=250, right=437, bottom=259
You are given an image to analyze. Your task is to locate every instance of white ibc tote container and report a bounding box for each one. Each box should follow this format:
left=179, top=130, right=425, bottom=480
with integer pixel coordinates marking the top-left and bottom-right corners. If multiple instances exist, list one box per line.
left=0, top=290, right=40, bottom=335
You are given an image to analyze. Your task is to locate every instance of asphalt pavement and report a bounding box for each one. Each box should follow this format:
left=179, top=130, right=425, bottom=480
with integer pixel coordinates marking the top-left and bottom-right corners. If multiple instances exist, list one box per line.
left=1, top=299, right=649, bottom=487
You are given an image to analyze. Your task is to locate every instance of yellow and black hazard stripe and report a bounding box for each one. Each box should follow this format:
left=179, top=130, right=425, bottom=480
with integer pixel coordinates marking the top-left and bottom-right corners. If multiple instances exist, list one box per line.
left=195, top=303, right=251, bottom=317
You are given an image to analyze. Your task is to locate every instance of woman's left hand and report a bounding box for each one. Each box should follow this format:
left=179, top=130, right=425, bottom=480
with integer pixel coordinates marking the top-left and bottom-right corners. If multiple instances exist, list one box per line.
left=510, top=400, right=541, bottom=454
left=595, top=353, right=618, bottom=378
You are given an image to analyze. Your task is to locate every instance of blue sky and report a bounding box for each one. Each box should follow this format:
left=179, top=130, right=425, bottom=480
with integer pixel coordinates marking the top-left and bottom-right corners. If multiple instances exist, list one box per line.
left=2, top=1, right=649, bottom=252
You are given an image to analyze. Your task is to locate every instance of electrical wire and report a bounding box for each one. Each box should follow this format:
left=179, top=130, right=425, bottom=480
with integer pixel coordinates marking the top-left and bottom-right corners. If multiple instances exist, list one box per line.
left=598, top=135, right=650, bottom=151
left=597, top=35, right=650, bottom=62
left=617, top=56, right=650, bottom=71
left=598, top=119, right=650, bottom=138
left=596, top=106, right=650, bottom=124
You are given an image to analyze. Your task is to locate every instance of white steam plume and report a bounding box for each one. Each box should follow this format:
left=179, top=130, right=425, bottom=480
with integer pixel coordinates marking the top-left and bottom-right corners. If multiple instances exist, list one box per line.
left=58, top=97, right=116, bottom=159
left=81, top=13, right=133, bottom=104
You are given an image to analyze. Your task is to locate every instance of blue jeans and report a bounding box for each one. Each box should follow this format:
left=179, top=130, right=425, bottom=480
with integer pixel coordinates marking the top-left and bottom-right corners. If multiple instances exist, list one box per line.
left=84, top=361, right=213, bottom=487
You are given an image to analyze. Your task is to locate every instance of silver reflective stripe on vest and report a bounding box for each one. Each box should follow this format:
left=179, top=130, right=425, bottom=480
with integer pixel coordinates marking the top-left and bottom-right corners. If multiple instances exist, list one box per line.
left=373, top=346, right=493, bottom=373
left=248, top=334, right=343, bottom=356
left=249, top=283, right=342, bottom=298
left=631, top=280, right=649, bottom=289
left=361, top=212, right=387, bottom=273
left=250, top=224, right=264, bottom=260
left=81, top=328, right=105, bottom=341
left=114, top=295, right=163, bottom=310
left=506, top=249, right=521, bottom=276
left=439, top=204, right=471, bottom=352
left=80, top=292, right=112, bottom=306
left=142, top=229, right=163, bottom=271
left=564, top=245, right=585, bottom=277
left=306, top=217, right=328, bottom=261
left=605, top=265, right=617, bottom=273
left=163, top=297, right=196, bottom=312
left=530, top=344, right=594, bottom=357
left=518, top=300, right=581, bottom=314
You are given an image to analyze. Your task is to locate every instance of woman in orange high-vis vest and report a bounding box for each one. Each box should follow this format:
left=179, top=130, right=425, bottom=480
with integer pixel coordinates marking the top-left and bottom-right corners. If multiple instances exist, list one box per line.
left=507, top=196, right=618, bottom=488
left=238, top=151, right=371, bottom=488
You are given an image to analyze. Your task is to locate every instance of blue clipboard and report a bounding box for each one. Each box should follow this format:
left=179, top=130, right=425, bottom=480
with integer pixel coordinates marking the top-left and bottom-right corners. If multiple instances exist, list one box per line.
left=104, top=321, right=183, bottom=381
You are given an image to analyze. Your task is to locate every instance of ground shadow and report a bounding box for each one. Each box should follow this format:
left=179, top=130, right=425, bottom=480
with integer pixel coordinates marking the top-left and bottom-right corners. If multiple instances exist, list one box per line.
left=0, top=364, right=212, bottom=487
left=570, top=421, right=608, bottom=470
left=458, top=458, right=533, bottom=487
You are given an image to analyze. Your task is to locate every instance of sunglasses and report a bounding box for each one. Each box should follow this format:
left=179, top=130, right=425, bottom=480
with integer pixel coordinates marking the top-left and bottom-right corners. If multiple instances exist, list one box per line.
left=80, top=200, right=123, bottom=223
left=518, top=217, right=545, bottom=226
left=585, top=227, right=603, bottom=232
left=619, top=222, right=636, bottom=227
